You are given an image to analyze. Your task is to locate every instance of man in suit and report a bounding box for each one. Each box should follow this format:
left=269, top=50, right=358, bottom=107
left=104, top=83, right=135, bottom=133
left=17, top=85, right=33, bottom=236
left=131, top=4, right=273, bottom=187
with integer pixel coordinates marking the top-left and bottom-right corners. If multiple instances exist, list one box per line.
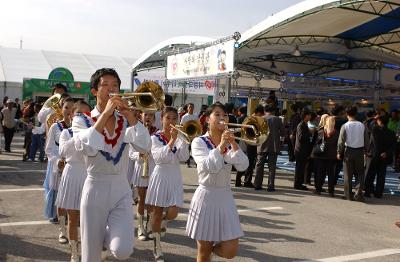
left=254, top=105, right=284, bottom=191
left=294, top=109, right=312, bottom=190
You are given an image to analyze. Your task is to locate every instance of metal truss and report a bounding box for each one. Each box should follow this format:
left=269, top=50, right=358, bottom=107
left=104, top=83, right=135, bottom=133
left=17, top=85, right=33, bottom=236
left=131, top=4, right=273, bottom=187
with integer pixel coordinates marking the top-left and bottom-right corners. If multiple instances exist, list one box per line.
left=305, top=61, right=379, bottom=76
left=135, top=60, right=165, bottom=72
left=243, top=34, right=400, bottom=56
left=236, top=63, right=278, bottom=76
left=338, top=0, right=400, bottom=19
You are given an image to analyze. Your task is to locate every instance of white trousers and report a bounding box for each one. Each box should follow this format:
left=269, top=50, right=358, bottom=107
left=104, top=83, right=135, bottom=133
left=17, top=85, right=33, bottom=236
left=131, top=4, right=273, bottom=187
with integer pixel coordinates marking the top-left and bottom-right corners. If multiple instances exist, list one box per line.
left=80, top=174, right=134, bottom=262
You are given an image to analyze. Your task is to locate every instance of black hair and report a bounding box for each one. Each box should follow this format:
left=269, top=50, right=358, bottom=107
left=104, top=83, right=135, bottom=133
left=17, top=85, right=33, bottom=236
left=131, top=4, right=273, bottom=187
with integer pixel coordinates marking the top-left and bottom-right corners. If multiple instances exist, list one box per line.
left=282, top=109, right=287, bottom=115
left=254, top=104, right=265, bottom=115
left=225, top=102, right=235, bottom=114
left=346, top=106, right=358, bottom=117
left=365, top=110, right=375, bottom=118
left=205, top=102, right=226, bottom=117
left=52, top=83, right=68, bottom=94
left=161, top=106, right=178, bottom=117
left=332, top=105, right=345, bottom=116
left=264, top=105, right=275, bottom=113
left=61, top=97, right=74, bottom=107
left=239, top=106, right=247, bottom=115
left=74, top=100, right=92, bottom=113
left=187, top=103, right=194, bottom=107
left=377, top=115, right=389, bottom=125
left=164, top=94, right=173, bottom=106
left=316, top=107, right=325, bottom=116
left=60, top=93, right=70, bottom=99
left=301, top=109, right=311, bottom=119
left=90, top=68, right=121, bottom=91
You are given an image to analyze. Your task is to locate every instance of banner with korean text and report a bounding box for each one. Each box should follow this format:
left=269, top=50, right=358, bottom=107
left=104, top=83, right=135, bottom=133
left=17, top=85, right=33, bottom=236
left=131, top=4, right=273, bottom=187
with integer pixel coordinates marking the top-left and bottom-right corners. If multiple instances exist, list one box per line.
left=166, top=40, right=235, bottom=80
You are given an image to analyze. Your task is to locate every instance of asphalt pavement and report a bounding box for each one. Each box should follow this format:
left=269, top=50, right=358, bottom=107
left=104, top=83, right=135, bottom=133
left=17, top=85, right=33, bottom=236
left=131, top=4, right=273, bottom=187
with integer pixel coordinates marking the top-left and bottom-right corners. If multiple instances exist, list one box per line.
left=0, top=133, right=399, bottom=261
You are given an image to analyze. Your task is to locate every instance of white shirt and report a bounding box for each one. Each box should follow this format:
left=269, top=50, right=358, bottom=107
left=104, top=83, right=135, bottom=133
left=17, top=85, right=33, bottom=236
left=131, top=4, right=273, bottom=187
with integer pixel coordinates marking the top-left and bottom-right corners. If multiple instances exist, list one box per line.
left=343, top=120, right=365, bottom=148
left=191, top=133, right=249, bottom=188
left=46, top=122, right=68, bottom=189
left=1, top=107, right=16, bottom=128
left=72, top=107, right=151, bottom=177
left=38, top=107, right=54, bottom=125
left=180, top=113, right=199, bottom=125
left=59, top=128, right=87, bottom=179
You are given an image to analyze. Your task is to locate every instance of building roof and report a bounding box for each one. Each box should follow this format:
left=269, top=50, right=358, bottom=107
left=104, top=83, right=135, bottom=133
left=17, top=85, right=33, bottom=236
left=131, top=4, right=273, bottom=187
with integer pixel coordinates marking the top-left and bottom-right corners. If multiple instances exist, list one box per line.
left=0, top=46, right=136, bottom=89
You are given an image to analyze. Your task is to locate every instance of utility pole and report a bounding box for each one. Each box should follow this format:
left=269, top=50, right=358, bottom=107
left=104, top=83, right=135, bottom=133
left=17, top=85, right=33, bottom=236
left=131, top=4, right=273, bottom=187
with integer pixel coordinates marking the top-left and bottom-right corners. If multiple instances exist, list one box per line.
left=19, top=36, right=23, bottom=49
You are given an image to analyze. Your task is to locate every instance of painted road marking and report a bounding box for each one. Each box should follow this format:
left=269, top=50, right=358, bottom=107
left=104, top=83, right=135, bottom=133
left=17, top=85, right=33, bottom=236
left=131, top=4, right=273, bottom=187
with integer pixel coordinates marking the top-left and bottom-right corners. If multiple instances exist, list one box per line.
left=0, top=188, right=44, bottom=193
left=178, top=206, right=283, bottom=219
left=0, top=220, right=50, bottom=227
left=299, top=248, right=400, bottom=262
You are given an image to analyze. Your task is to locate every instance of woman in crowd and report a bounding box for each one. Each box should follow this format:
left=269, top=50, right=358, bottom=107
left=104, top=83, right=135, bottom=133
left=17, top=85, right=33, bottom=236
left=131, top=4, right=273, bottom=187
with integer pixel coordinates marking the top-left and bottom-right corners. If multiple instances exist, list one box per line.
left=311, top=115, right=339, bottom=196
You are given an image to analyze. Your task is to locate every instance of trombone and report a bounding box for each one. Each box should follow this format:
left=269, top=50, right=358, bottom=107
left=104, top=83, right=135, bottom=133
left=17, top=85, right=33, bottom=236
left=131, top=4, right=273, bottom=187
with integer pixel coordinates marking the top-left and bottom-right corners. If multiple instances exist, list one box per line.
left=170, top=120, right=202, bottom=144
left=220, top=116, right=269, bottom=146
left=109, top=81, right=165, bottom=112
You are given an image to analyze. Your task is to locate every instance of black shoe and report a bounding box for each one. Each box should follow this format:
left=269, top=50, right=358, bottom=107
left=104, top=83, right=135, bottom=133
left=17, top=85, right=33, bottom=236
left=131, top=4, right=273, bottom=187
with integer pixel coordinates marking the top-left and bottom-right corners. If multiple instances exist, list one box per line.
left=342, top=195, right=354, bottom=201
left=329, top=192, right=335, bottom=197
left=364, top=192, right=371, bottom=198
left=49, top=217, right=59, bottom=224
left=312, top=189, right=321, bottom=195
left=235, top=182, right=242, bottom=187
left=294, top=185, right=308, bottom=191
left=374, top=194, right=382, bottom=199
left=254, top=187, right=265, bottom=191
left=267, top=187, right=276, bottom=192
left=243, top=182, right=254, bottom=188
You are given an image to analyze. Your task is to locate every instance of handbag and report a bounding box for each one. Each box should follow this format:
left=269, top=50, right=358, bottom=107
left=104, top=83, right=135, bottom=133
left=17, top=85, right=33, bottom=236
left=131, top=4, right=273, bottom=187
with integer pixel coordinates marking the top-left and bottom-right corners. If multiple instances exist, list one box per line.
left=312, top=132, right=325, bottom=155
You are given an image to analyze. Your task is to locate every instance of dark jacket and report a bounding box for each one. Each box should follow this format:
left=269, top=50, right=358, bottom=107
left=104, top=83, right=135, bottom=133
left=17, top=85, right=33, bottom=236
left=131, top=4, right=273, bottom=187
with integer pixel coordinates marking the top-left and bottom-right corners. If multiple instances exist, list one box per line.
left=289, top=113, right=301, bottom=136
left=295, top=121, right=312, bottom=155
left=369, top=125, right=396, bottom=164
left=258, top=114, right=284, bottom=153
left=311, top=129, right=339, bottom=160
left=364, top=118, right=376, bottom=156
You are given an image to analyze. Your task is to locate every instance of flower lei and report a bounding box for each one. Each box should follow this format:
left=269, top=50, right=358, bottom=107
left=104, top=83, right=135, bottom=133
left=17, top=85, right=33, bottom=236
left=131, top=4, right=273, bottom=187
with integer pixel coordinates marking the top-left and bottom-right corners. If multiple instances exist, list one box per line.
left=154, top=130, right=177, bottom=153
left=55, top=121, right=69, bottom=146
left=77, top=112, right=127, bottom=165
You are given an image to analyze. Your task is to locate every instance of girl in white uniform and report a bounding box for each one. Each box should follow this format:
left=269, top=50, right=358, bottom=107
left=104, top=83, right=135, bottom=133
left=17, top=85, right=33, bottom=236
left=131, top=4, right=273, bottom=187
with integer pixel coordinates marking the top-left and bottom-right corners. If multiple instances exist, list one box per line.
left=45, top=97, right=74, bottom=244
left=145, top=106, right=189, bottom=261
left=56, top=100, right=91, bottom=262
left=129, top=112, right=157, bottom=241
left=72, top=68, right=151, bottom=262
left=186, top=102, right=249, bottom=262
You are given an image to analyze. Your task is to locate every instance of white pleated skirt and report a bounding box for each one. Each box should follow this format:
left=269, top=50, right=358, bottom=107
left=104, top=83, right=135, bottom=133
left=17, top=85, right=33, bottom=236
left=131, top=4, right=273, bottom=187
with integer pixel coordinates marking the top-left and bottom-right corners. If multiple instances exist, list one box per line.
left=131, top=161, right=150, bottom=188
left=145, top=165, right=183, bottom=207
left=55, top=163, right=87, bottom=210
left=186, top=185, right=244, bottom=241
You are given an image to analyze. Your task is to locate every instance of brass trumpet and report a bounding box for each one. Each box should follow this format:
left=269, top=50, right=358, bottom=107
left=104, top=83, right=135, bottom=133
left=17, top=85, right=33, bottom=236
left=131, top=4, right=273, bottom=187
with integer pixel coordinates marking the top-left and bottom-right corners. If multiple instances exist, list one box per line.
left=170, top=120, right=202, bottom=144
left=221, top=116, right=269, bottom=146
left=109, top=81, right=165, bottom=112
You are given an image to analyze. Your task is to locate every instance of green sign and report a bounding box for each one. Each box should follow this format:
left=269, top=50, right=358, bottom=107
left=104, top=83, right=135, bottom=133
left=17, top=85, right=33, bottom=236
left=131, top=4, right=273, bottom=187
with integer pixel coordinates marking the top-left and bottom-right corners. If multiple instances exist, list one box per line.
left=22, top=67, right=95, bottom=106
left=48, top=67, right=74, bottom=82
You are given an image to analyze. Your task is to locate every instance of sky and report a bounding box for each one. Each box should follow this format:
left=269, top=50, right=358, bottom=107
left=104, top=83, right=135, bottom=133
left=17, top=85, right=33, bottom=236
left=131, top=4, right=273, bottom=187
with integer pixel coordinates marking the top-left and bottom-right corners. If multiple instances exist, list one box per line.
left=0, top=0, right=304, bottom=59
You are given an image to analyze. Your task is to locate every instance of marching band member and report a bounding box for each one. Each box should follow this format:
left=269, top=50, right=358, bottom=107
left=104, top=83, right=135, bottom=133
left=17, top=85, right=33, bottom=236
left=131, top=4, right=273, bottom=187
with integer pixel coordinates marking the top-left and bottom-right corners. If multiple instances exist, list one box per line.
left=186, top=102, right=249, bottom=262
left=129, top=112, right=157, bottom=241
left=45, top=97, right=74, bottom=244
left=145, top=106, right=189, bottom=262
left=72, top=68, right=151, bottom=262
left=56, top=100, right=91, bottom=262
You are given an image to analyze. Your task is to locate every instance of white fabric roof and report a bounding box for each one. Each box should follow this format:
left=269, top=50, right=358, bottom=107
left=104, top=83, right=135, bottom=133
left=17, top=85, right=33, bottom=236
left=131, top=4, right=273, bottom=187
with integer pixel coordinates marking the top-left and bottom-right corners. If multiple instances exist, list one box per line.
left=0, top=47, right=135, bottom=89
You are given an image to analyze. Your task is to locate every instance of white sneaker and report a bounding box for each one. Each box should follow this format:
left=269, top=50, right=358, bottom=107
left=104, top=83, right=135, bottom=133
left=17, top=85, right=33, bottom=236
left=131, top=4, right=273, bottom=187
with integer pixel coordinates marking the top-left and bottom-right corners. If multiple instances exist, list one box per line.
left=58, top=232, right=68, bottom=244
left=58, top=216, right=68, bottom=244
left=70, top=240, right=79, bottom=262
left=160, top=218, right=167, bottom=238
left=153, top=233, right=164, bottom=262
left=137, top=214, right=147, bottom=241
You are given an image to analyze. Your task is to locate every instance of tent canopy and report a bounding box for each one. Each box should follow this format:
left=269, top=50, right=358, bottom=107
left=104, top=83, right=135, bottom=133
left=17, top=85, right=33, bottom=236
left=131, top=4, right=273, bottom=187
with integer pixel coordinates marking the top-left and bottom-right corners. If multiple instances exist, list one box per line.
left=237, top=0, right=400, bottom=80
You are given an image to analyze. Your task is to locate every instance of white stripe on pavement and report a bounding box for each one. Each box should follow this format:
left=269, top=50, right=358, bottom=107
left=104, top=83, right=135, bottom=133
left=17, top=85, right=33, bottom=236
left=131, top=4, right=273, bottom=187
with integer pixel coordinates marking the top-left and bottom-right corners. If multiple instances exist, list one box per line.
left=299, top=248, right=400, bottom=262
left=0, top=188, right=44, bottom=192
left=178, top=206, right=283, bottom=219
left=0, top=170, right=46, bottom=173
left=0, top=220, right=50, bottom=227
